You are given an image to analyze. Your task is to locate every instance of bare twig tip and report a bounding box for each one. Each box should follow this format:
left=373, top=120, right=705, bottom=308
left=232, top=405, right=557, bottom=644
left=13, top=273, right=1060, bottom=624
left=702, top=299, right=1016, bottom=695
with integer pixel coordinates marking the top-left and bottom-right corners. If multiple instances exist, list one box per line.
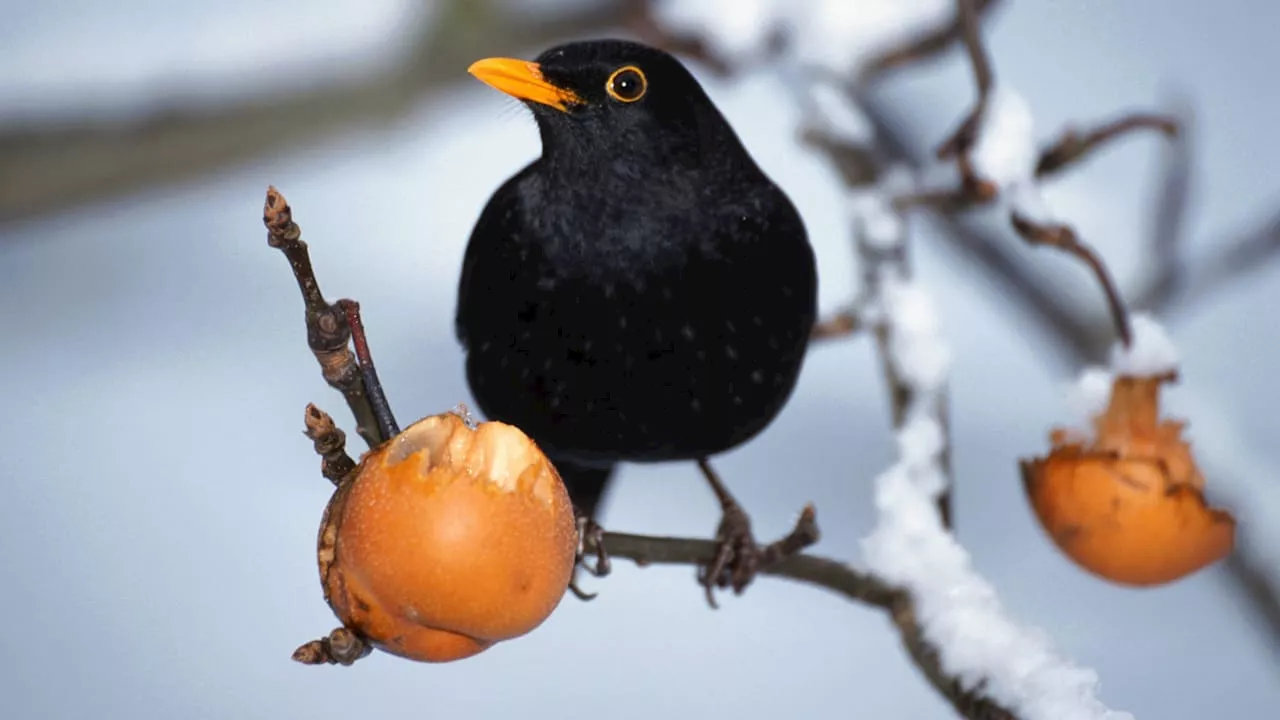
left=263, top=186, right=300, bottom=245
left=304, top=403, right=334, bottom=438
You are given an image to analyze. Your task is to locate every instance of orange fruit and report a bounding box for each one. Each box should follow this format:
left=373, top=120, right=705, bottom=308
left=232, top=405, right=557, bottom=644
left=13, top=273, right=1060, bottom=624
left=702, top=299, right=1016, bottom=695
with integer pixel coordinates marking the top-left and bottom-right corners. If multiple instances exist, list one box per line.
left=315, top=411, right=579, bottom=662
left=1022, top=374, right=1235, bottom=586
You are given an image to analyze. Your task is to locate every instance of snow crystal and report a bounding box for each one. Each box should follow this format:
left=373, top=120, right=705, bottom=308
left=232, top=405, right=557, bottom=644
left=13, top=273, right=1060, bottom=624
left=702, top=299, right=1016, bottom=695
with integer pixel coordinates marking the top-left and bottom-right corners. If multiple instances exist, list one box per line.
left=848, top=166, right=914, bottom=251
left=1007, top=181, right=1061, bottom=224
left=1063, top=365, right=1113, bottom=434
left=806, top=79, right=875, bottom=145
left=1109, top=313, right=1180, bottom=377
left=849, top=190, right=903, bottom=250
left=969, top=84, right=1038, bottom=190
left=859, top=253, right=1127, bottom=720
left=792, top=0, right=954, bottom=75
left=651, top=0, right=956, bottom=76
left=1060, top=314, right=1179, bottom=436
left=882, top=277, right=952, bottom=395
left=650, top=0, right=785, bottom=63
left=861, top=445, right=1134, bottom=720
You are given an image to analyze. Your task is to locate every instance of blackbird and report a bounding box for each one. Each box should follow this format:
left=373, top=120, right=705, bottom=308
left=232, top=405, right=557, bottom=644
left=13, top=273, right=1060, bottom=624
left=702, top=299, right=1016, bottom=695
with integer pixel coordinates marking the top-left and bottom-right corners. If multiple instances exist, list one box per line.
left=456, top=39, right=818, bottom=602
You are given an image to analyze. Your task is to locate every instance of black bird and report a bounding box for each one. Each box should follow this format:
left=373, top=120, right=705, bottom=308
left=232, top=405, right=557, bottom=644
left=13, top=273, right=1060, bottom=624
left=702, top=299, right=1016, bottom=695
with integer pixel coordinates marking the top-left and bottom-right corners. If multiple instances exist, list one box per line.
left=456, top=39, right=818, bottom=601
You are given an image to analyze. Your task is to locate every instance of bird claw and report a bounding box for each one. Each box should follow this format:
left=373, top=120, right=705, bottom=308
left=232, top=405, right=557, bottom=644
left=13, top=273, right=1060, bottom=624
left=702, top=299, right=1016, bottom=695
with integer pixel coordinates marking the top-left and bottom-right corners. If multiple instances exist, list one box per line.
left=569, top=511, right=611, bottom=601
left=696, top=459, right=820, bottom=609
left=698, top=501, right=759, bottom=609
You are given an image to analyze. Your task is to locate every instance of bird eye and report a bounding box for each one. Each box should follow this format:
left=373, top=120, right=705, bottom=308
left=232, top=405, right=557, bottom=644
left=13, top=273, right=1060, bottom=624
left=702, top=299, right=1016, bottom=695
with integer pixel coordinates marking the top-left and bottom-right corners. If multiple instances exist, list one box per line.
left=606, top=66, right=647, bottom=103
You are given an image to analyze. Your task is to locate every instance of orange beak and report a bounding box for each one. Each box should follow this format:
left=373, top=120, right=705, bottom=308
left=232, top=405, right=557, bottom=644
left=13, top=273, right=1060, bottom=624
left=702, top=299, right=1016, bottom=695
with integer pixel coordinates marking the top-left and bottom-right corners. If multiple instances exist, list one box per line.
left=467, top=57, right=583, bottom=112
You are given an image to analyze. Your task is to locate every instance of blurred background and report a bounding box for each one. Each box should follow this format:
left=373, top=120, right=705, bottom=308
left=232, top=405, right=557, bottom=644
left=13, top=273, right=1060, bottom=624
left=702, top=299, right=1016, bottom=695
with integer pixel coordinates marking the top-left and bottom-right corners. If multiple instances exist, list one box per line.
left=2, top=1, right=1278, bottom=718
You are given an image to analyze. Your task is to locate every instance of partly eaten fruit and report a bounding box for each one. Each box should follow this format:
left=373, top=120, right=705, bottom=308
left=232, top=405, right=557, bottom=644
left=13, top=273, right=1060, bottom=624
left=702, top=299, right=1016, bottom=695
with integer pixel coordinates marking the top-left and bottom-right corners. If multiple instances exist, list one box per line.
left=1021, top=372, right=1236, bottom=586
left=315, top=411, right=579, bottom=662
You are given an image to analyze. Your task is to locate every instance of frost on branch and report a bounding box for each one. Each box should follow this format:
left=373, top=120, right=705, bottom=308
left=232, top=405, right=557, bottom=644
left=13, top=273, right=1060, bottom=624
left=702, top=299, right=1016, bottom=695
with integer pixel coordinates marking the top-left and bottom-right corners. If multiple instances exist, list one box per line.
left=1109, top=314, right=1179, bottom=379
left=650, top=0, right=785, bottom=63
left=858, top=273, right=1130, bottom=720
left=883, top=278, right=952, bottom=398
left=1063, top=313, right=1182, bottom=435
left=651, top=0, right=954, bottom=74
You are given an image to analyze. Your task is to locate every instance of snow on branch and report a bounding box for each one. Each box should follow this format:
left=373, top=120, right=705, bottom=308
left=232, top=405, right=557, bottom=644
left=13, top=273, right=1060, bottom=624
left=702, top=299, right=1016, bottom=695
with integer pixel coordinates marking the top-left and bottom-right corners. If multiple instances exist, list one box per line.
left=847, top=171, right=1128, bottom=720
left=652, top=0, right=960, bottom=75
left=643, top=0, right=1280, bottom=681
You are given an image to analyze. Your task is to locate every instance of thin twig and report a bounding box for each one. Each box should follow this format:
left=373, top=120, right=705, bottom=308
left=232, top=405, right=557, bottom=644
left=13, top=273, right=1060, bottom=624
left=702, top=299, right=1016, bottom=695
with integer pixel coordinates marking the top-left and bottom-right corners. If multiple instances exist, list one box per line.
left=1, top=0, right=637, bottom=224
left=263, top=186, right=382, bottom=449
left=1140, top=102, right=1194, bottom=311
left=337, top=299, right=400, bottom=440
left=1035, top=113, right=1179, bottom=178
left=858, top=0, right=1003, bottom=80
left=1009, top=213, right=1133, bottom=348
left=303, top=403, right=357, bottom=486
left=811, top=309, right=863, bottom=341
left=934, top=0, right=995, bottom=165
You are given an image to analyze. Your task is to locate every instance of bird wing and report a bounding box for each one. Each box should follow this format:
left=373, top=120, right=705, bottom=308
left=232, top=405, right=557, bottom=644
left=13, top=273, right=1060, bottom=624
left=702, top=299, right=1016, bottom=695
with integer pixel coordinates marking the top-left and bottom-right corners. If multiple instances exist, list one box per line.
left=454, top=163, right=537, bottom=348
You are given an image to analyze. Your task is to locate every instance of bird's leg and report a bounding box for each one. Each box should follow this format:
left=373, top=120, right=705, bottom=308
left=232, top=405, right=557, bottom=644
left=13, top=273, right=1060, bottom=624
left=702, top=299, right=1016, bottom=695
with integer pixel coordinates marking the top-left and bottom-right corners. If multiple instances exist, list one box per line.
left=568, top=509, right=611, bottom=601
left=696, top=458, right=820, bottom=609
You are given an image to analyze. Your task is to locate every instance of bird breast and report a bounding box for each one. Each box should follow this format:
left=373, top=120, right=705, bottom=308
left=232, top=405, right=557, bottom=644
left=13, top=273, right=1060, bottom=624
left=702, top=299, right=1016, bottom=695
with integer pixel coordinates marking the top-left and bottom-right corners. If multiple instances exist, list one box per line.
left=464, top=210, right=816, bottom=467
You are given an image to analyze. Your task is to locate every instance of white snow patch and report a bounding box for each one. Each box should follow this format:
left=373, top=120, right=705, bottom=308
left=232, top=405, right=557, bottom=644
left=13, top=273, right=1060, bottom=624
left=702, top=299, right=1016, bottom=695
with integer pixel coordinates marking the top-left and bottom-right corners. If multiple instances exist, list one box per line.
left=651, top=0, right=955, bottom=75
left=1110, top=313, right=1180, bottom=377
left=883, top=277, right=952, bottom=395
left=793, top=0, right=955, bottom=75
left=1008, top=181, right=1062, bottom=224
left=806, top=79, right=876, bottom=145
left=1063, top=366, right=1114, bottom=436
left=861, top=424, right=1135, bottom=720
left=849, top=191, right=904, bottom=251
left=650, top=0, right=786, bottom=63
left=970, top=84, right=1039, bottom=190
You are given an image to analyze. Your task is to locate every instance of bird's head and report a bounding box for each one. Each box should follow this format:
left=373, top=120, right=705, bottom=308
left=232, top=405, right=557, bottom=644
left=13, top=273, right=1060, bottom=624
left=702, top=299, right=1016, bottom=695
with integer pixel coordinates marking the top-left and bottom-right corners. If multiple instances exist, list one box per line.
left=468, top=40, right=739, bottom=172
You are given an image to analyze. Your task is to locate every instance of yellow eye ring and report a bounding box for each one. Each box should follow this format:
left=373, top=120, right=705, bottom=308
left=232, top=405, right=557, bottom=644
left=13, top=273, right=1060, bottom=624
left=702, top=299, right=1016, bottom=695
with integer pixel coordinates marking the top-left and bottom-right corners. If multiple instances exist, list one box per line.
left=606, top=66, right=647, bottom=103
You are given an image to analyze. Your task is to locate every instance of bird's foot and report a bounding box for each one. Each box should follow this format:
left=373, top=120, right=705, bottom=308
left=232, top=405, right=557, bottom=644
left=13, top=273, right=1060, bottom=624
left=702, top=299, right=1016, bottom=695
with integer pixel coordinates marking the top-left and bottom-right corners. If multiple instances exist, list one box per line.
left=569, top=511, right=611, bottom=601
left=695, top=459, right=820, bottom=609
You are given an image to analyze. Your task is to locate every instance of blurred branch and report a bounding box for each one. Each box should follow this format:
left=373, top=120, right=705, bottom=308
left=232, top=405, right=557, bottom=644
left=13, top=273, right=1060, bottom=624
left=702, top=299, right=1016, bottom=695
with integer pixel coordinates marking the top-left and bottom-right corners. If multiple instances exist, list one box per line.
left=810, top=308, right=864, bottom=341
left=0, top=0, right=632, bottom=225
left=935, top=0, right=995, bottom=163
left=1008, top=213, right=1133, bottom=348
left=1132, top=206, right=1280, bottom=316
left=1035, top=113, right=1178, bottom=178
left=858, top=0, right=1003, bottom=80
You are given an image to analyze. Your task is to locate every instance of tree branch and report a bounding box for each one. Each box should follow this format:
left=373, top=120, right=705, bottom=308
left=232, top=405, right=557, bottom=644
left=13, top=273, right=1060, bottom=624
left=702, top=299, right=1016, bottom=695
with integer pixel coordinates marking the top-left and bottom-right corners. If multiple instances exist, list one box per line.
left=271, top=182, right=1016, bottom=718
left=587, top=532, right=1016, bottom=720
left=0, top=0, right=633, bottom=225
left=857, top=0, right=1003, bottom=81
left=263, top=187, right=381, bottom=449
left=1008, top=213, right=1133, bottom=348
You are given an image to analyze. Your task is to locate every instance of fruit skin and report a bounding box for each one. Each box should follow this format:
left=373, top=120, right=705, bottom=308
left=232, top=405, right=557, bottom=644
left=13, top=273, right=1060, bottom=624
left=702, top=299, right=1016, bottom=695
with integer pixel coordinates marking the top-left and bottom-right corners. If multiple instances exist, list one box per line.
left=1021, top=374, right=1235, bottom=587
left=316, top=412, right=579, bottom=662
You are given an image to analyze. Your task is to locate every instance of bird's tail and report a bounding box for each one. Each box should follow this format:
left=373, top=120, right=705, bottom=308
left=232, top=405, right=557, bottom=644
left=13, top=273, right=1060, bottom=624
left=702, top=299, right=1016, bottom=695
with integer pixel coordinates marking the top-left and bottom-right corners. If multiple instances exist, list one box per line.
left=552, top=459, right=616, bottom=523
